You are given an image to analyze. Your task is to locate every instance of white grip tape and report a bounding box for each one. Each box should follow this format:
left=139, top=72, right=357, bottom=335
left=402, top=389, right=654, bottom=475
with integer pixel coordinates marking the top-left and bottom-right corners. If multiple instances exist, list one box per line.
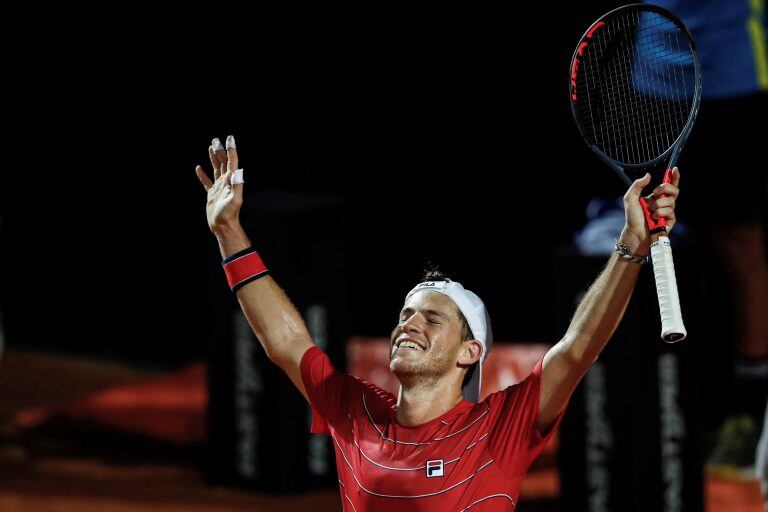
left=231, top=168, right=244, bottom=185
left=650, top=236, right=686, bottom=342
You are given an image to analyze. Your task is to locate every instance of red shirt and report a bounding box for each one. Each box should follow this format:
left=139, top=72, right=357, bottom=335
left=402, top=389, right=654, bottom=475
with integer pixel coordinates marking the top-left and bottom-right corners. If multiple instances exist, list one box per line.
left=300, top=346, right=562, bottom=511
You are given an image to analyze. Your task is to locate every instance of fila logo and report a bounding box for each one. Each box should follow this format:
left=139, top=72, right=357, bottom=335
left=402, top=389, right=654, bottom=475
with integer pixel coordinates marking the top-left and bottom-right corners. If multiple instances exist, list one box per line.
left=426, top=459, right=444, bottom=478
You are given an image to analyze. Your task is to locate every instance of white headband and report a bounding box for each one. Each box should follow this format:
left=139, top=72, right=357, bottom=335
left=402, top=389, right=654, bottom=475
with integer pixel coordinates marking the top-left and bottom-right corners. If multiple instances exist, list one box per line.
left=404, top=279, right=493, bottom=402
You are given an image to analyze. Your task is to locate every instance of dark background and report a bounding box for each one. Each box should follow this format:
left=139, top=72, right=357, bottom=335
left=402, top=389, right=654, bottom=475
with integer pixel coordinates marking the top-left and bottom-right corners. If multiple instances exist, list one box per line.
left=1, top=1, right=667, bottom=366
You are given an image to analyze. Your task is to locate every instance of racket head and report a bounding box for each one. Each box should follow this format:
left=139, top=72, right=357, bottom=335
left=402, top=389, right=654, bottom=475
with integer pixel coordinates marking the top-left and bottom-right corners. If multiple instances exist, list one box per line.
left=569, top=3, right=701, bottom=185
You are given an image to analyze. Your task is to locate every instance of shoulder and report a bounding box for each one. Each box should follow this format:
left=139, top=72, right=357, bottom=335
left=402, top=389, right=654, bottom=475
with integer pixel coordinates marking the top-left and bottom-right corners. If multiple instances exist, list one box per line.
left=355, top=377, right=398, bottom=419
left=301, top=346, right=396, bottom=414
left=482, top=359, right=543, bottom=418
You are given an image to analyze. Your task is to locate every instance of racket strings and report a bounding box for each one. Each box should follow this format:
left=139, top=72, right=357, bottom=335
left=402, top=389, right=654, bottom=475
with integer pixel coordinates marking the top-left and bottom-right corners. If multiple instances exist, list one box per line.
left=598, top=17, right=688, bottom=162
left=574, top=10, right=695, bottom=165
left=590, top=16, right=686, bottom=161
left=599, top=15, right=689, bottom=162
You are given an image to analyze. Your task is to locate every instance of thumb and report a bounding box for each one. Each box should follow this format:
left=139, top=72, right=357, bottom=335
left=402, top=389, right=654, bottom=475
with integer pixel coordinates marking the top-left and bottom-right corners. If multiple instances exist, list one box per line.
left=625, top=173, right=651, bottom=202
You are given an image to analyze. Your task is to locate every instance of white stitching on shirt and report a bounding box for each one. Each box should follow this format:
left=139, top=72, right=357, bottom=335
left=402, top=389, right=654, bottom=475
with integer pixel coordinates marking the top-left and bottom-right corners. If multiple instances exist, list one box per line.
left=350, top=430, right=490, bottom=472
left=332, top=432, right=495, bottom=499
left=362, top=393, right=430, bottom=445
left=362, top=392, right=489, bottom=446
left=432, top=409, right=490, bottom=440
left=463, top=432, right=490, bottom=451
left=338, top=479, right=358, bottom=512
left=460, top=493, right=516, bottom=511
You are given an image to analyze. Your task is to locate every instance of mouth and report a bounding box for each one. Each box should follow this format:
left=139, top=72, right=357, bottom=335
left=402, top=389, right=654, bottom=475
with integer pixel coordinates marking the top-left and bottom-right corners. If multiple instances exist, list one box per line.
left=393, top=337, right=426, bottom=352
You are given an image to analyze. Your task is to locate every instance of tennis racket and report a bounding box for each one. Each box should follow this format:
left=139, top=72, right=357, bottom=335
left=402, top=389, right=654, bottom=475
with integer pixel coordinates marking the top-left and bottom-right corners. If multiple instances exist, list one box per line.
left=569, top=3, right=701, bottom=343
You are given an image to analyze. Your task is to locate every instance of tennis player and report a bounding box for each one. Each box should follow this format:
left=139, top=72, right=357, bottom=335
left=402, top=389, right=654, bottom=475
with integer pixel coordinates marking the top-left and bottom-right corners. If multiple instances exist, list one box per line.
left=195, top=136, right=681, bottom=511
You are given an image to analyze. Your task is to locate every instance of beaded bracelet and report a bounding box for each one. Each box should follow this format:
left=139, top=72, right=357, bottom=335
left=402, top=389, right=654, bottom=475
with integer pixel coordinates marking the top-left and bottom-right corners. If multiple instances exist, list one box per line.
left=614, top=243, right=647, bottom=264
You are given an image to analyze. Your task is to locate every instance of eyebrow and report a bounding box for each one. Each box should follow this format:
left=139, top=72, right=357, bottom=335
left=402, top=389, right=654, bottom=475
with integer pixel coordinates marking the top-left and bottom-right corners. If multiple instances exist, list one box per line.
left=400, top=308, right=449, bottom=319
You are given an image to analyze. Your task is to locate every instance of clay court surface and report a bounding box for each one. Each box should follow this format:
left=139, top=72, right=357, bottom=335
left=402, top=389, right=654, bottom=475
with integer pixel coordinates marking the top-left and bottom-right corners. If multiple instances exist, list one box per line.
left=0, top=349, right=762, bottom=511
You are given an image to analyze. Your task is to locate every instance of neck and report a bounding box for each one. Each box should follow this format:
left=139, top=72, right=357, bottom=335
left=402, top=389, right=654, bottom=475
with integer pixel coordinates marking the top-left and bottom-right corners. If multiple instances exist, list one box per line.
left=395, top=376, right=464, bottom=427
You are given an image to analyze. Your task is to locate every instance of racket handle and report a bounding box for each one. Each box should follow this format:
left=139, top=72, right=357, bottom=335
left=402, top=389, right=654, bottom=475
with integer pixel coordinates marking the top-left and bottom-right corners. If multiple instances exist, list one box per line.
left=640, top=168, right=676, bottom=233
left=650, top=235, right=686, bottom=342
left=654, top=168, right=675, bottom=230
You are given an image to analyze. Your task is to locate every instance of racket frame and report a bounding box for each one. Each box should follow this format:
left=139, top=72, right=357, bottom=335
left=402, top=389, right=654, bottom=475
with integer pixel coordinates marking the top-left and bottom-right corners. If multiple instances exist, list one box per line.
left=568, top=3, right=702, bottom=187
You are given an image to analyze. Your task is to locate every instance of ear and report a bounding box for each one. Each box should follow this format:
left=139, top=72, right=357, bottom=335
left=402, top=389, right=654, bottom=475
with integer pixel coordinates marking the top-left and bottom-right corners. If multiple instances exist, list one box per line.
left=457, top=339, right=483, bottom=367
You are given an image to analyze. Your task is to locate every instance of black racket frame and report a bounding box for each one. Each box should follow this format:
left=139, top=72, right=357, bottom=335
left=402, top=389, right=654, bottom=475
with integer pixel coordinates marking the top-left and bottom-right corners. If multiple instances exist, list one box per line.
left=568, top=3, right=702, bottom=187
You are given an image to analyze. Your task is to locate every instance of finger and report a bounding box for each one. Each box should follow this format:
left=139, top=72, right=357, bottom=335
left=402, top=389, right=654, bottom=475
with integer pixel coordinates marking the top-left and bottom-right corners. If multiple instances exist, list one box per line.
left=230, top=167, right=244, bottom=202
left=233, top=174, right=243, bottom=202
left=624, top=173, right=651, bottom=202
left=652, top=207, right=675, bottom=221
left=653, top=183, right=680, bottom=199
left=649, top=196, right=676, bottom=210
left=195, top=165, right=213, bottom=191
left=671, top=166, right=681, bottom=188
left=221, top=168, right=242, bottom=204
left=212, top=138, right=227, bottom=179
left=208, top=146, right=222, bottom=180
left=226, top=135, right=239, bottom=171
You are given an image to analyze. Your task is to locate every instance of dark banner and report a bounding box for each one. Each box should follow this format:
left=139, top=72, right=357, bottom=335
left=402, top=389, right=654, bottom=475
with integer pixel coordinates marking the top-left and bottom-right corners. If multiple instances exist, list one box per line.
left=206, top=192, right=348, bottom=491
left=555, top=248, right=705, bottom=512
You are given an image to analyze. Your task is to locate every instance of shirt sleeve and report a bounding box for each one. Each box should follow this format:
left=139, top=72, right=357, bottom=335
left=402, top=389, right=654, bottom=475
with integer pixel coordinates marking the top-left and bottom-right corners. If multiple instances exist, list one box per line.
left=485, top=358, right=564, bottom=479
left=299, top=345, right=355, bottom=435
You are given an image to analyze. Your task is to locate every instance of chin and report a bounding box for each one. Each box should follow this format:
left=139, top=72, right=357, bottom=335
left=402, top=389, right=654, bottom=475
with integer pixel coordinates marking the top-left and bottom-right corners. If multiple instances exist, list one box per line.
left=390, top=356, right=421, bottom=376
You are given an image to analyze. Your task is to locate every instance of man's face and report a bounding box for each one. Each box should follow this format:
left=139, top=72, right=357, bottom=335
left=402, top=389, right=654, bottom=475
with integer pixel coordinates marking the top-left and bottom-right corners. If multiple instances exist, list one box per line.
left=389, top=291, right=465, bottom=381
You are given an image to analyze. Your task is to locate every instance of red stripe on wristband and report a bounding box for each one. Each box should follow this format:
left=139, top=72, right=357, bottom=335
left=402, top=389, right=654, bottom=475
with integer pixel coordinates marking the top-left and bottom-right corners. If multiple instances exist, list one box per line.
left=222, top=248, right=268, bottom=292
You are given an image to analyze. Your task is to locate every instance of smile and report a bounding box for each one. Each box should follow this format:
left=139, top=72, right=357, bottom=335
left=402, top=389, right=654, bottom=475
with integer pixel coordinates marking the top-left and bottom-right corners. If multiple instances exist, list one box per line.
left=397, top=341, right=424, bottom=350
left=393, top=336, right=427, bottom=351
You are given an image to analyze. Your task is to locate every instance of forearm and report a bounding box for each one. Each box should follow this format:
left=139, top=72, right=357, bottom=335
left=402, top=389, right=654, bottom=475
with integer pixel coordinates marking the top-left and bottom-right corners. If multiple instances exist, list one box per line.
left=561, top=232, right=645, bottom=365
left=538, top=171, right=681, bottom=429
left=215, top=222, right=314, bottom=364
left=214, top=220, right=252, bottom=259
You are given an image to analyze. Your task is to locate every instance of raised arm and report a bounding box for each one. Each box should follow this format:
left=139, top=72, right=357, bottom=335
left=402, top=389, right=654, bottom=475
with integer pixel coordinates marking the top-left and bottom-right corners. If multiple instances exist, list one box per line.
left=536, top=169, right=681, bottom=431
left=195, top=136, right=314, bottom=402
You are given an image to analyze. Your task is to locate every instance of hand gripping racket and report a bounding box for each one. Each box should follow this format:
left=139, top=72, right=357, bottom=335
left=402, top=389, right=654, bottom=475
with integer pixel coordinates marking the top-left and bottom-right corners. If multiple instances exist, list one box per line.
left=569, top=4, right=701, bottom=342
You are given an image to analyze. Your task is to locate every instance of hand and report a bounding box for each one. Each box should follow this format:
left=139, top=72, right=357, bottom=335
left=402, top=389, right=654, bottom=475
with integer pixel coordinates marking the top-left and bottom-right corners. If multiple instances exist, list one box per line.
left=621, top=167, right=680, bottom=255
left=195, top=136, right=243, bottom=234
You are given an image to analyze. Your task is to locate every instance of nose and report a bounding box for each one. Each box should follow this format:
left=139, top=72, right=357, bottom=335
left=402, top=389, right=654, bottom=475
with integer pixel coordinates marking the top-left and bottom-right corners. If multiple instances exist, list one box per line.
left=402, top=313, right=423, bottom=333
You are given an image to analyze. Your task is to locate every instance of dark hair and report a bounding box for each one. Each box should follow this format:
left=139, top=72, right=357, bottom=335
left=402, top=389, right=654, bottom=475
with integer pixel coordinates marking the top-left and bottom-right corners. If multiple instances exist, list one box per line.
left=420, top=264, right=477, bottom=389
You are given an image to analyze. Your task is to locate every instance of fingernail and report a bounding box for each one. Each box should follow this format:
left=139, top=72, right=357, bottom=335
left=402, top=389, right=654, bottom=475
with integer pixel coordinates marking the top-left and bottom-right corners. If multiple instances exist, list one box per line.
left=212, top=138, right=224, bottom=152
left=226, top=135, right=236, bottom=150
